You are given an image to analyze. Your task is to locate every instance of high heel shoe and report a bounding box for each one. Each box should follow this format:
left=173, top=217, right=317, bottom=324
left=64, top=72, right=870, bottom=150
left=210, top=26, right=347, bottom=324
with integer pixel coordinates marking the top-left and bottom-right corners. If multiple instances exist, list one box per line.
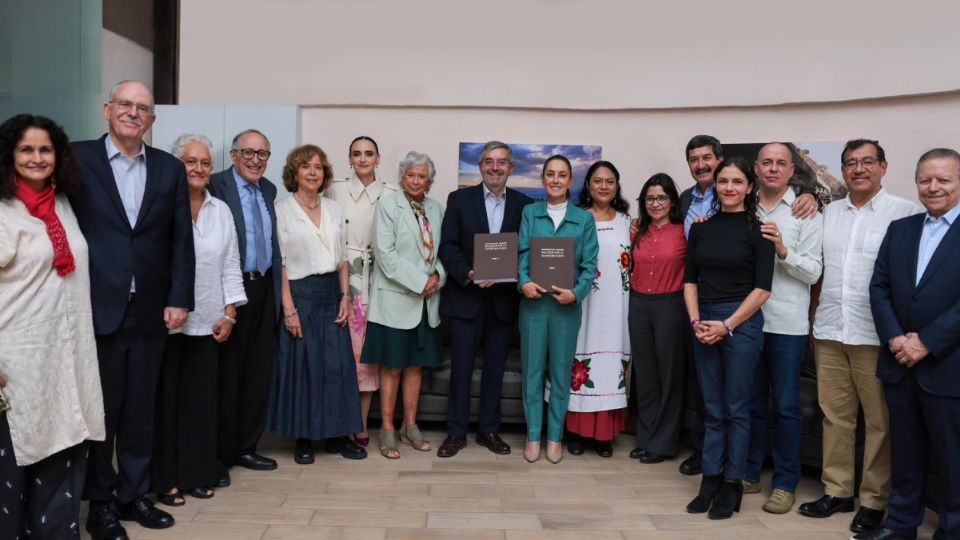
left=523, top=440, right=541, bottom=463
left=545, top=440, right=563, bottom=464
left=687, top=475, right=720, bottom=514
left=708, top=479, right=743, bottom=519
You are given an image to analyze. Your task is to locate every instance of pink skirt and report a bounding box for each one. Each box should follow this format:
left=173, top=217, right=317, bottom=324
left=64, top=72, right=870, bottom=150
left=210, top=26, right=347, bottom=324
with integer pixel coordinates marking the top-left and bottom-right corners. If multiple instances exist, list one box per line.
left=349, top=298, right=379, bottom=391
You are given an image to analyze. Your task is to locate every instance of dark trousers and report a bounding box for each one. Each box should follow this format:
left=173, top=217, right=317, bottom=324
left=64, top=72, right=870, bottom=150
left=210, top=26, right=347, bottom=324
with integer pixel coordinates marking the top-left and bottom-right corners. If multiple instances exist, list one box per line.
left=629, top=291, right=687, bottom=457
left=85, top=301, right=167, bottom=509
left=446, top=298, right=513, bottom=437
left=0, top=415, right=88, bottom=539
left=883, top=371, right=960, bottom=540
left=744, top=332, right=806, bottom=491
left=692, top=302, right=763, bottom=481
left=218, top=274, right=275, bottom=465
left=153, top=334, right=218, bottom=492
left=686, top=343, right=706, bottom=454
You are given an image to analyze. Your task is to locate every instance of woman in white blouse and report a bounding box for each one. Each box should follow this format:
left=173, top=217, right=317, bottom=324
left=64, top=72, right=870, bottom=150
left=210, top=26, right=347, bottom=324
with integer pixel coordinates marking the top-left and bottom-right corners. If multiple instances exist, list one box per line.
left=153, top=134, right=247, bottom=506
left=267, top=144, right=366, bottom=464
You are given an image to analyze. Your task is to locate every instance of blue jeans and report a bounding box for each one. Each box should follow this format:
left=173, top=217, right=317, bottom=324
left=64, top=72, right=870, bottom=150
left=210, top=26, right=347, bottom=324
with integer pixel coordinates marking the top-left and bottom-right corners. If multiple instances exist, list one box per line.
left=692, top=302, right=763, bottom=481
left=744, top=333, right=806, bottom=492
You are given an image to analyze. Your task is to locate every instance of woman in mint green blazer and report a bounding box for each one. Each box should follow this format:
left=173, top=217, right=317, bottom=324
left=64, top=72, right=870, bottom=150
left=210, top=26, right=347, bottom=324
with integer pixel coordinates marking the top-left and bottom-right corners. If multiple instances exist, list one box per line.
left=517, top=155, right=599, bottom=464
left=361, top=151, right=446, bottom=459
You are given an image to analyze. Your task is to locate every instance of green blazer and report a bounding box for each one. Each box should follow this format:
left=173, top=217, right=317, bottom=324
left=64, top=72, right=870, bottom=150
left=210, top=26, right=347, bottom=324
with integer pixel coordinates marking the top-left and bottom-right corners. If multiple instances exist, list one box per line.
left=517, top=202, right=599, bottom=303
left=367, top=192, right=447, bottom=329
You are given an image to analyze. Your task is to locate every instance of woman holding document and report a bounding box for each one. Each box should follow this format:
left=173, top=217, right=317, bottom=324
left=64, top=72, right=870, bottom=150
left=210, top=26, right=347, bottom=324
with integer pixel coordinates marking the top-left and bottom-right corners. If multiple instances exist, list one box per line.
left=517, top=154, right=599, bottom=464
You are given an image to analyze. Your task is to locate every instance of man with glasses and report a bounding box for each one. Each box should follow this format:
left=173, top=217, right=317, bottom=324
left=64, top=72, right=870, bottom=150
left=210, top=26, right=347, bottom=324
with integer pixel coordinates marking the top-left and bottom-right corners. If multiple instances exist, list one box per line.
left=208, top=129, right=282, bottom=482
left=71, top=80, right=195, bottom=539
left=799, top=139, right=920, bottom=535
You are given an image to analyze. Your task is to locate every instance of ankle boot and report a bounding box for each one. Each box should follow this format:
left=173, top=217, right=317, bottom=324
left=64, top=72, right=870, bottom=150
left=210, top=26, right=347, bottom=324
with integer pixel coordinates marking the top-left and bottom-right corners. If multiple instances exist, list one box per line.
left=687, top=474, right=721, bottom=513
left=708, top=479, right=743, bottom=519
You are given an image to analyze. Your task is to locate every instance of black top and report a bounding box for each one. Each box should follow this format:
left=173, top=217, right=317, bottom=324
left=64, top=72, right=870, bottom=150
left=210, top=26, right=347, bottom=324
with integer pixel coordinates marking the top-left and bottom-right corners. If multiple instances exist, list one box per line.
left=684, top=211, right=774, bottom=303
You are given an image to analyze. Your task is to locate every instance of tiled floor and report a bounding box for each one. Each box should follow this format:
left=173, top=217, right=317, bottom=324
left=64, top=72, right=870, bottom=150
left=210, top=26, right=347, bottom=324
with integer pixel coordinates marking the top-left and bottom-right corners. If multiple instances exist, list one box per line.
left=80, top=427, right=939, bottom=539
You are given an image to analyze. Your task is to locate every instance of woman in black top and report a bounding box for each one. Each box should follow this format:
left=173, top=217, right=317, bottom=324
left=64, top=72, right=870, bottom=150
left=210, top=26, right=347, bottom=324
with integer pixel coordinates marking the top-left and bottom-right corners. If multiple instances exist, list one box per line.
left=683, top=157, right=774, bottom=519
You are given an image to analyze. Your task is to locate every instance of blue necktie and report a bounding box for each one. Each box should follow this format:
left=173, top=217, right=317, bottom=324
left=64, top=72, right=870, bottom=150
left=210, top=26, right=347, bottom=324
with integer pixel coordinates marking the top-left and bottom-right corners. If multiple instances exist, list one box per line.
left=245, top=184, right=268, bottom=273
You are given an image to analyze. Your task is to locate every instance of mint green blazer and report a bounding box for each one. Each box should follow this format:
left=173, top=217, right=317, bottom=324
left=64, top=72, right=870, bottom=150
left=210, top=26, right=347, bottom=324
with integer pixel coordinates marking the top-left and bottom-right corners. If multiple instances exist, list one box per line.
left=517, top=202, right=599, bottom=303
left=366, top=192, right=447, bottom=329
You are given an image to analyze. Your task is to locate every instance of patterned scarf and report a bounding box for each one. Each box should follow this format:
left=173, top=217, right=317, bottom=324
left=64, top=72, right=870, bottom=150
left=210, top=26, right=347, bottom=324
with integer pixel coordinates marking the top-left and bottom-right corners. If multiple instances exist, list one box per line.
left=407, top=195, right=434, bottom=264
left=15, top=178, right=76, bottom=276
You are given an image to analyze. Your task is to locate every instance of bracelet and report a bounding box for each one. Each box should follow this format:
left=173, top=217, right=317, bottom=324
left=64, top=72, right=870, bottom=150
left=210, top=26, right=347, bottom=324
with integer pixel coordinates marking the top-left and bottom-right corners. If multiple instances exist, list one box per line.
left=690, top=319, right=700, bottom=328
left=222, top=314, right=237, bottom=324
left=723, top=319, right=734, bottom=336
left=283, top=309, right=298, bottom=319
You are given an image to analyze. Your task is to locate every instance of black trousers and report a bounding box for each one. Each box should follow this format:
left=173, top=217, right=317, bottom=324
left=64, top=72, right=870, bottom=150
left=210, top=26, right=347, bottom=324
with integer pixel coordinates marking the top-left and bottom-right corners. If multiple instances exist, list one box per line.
left=85, top=301, right=167, bottom=509
left=153, top=334, right=218, bottom=492
left=218, top=274, right=275, bottom=465
left=630, top=291, right=688, bottom=456
left=0, top=415, right=88, bottom=539
left=446, top=297, right=514, bottom=438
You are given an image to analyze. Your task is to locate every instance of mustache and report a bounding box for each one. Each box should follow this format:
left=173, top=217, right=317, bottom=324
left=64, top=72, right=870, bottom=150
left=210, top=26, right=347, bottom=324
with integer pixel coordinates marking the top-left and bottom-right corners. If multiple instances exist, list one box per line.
left=695, top=167, right=713, bottom=175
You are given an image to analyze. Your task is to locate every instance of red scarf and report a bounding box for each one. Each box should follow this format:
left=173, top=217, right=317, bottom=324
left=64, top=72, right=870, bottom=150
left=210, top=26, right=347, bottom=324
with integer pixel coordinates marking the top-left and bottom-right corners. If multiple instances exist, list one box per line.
left=15, top=178, right=76, bottom=276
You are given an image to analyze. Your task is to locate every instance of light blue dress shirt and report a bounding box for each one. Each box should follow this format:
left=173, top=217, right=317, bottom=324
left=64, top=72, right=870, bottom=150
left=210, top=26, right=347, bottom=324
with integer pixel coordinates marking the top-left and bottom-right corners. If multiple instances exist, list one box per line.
left=684, top=184, right=716, bottom=237
left=105, top=136, right=146, bottom=292
left=232, top=169, right=274, bottom=273
left=916, top=203, right=960, bottom=285
left=483, top=184, right=505, bottom=234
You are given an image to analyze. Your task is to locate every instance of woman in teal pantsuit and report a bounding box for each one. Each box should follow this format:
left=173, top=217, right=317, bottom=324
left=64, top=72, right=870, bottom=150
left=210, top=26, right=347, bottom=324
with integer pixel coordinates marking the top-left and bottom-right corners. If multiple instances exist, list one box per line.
left=518, top=155, right=599, bottom=464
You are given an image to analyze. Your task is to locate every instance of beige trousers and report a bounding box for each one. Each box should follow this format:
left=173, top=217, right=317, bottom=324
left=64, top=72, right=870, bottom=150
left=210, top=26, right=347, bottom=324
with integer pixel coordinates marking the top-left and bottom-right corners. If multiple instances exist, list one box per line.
left=814, top=339, right=890, bottom=510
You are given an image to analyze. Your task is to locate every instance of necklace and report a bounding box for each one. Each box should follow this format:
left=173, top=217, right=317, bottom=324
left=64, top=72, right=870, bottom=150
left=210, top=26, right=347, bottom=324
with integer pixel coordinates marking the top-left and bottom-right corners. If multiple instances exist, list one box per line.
left=295, top=192, right=320, bottom=211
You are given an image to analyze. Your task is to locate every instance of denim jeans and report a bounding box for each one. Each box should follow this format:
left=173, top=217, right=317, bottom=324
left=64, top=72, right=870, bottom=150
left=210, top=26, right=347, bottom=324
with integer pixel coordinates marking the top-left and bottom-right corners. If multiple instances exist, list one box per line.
left=744, top=332, right=806, bottom=492
left=692, top=301, right=764, bottom=481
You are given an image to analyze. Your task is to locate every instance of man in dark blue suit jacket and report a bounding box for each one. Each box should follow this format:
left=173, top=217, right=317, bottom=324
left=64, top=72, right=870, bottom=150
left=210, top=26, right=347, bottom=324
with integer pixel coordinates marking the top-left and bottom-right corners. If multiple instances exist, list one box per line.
left=207, top=129, right=283, bottom=480
left=437, top=141, right=533, bottom=457
left=865, top=148, right=960, bottom=540
left=71, top=81, right=194, bottom=538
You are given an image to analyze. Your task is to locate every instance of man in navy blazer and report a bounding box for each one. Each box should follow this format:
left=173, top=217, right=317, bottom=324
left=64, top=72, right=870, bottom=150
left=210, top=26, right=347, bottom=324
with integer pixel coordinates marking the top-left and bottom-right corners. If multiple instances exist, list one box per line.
left=863, top=148, right=960, bottom=540
left=207, top=129, right=283, bottom=480
left=71, top=81, right=194, bottom=538
left=437, top=141, right=533, bottom=457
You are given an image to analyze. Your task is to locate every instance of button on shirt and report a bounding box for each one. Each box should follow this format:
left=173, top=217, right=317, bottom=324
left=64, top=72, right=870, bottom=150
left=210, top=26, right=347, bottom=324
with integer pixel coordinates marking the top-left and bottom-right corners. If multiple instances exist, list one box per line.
left=232, top=169, right=273, bottom=273
left=106, top=137, right=147, bottom=292
left=630, top=222, right=686, bottom=294
left=756, top=189, right=824, bottom=335
left=483, top=184, right=506, bottom=234
left=684, top=185, right=716, bottom=237
left=813, top=189, right=921, bottom=345
left=916, top=203, right=960, bottom=285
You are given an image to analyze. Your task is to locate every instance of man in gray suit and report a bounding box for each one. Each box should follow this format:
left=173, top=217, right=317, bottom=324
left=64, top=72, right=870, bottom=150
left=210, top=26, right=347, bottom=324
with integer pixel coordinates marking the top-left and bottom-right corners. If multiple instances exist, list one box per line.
left=207, top=129, right=282, bottom=482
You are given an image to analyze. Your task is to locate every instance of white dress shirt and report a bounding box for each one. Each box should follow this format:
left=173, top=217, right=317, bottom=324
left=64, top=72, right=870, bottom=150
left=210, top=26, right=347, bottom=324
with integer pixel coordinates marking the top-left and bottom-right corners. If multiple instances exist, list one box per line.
left=276, top=195, right=348, bottom=280
left=105, top=136, right=146, bottom=292
left=813, top=188, right=921, bottom=345
left=757, top=189, right=824, bottom=335
left=179, top=192, right=248, bottom=336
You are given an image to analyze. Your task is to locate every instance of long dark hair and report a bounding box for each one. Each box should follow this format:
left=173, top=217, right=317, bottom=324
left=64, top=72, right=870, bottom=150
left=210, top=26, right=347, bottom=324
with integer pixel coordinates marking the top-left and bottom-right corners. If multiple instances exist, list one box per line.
left=0, top=114, right=82, bottom=199
left=577, top=160, right=629, bottom=213
left=635, top=173, right=681, bottom=239
left=710, top=156, right=758, bottom=232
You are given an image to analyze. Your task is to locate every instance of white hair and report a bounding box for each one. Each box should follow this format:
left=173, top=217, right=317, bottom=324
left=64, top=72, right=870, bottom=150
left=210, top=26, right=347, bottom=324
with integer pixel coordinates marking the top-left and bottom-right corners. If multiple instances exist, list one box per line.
left=170, top=133, right=214, bottom=160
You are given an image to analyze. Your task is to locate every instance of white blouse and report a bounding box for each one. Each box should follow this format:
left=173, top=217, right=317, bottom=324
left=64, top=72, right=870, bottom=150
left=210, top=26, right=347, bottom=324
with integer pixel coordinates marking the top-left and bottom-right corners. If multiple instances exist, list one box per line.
left=276, top=195, right=348, bottom=279
left=178, top=192, right=248, bottom=336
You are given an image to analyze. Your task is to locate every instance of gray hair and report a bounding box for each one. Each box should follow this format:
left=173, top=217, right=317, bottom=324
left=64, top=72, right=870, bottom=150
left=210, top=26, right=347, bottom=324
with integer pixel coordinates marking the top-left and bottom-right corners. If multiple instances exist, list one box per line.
left=478, top=140, right=513, bottom=166
left=230, top=129, right=270, bottom=150
left=170, top=133, right=214, bottom=160
left=398, top=151, right=436, bottom=182
left=106, top=80, right=155, bottom=113
left=916, top=147, right=960, bottom=177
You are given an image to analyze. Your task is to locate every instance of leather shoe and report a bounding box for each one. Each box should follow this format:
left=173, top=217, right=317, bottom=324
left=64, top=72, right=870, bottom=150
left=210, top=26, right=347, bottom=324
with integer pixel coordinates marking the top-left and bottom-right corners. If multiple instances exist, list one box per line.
left=629, top=447, right=646, bottom=459
left=798, top=495, right=855, bottom=518
left=851, top=527, right=912, bottom=540
left=236, top=452, right=278, bottom=470
left=117, top=496, right=174, bottom=529
left=215, top=460, right=230, bottom=488
left=567, top=435, right=586, bottom=456
left=679, top=451, right=702, bottom=475
left=295, top=438, right=314, bottom=464
left=437, top=436, right=467, bottom=458
left=638, top=451, right=665, bottom=464
left=325, top=436, right=368, bottom=460
left=184, top=487, right=215, bottom=499
left=850, top=507, right=885, bottom=534
left=476, top=433, right=511, bottom=455
left=85, top=507, right=129, bottom=540
left=595, top=440, right=613, bottom=458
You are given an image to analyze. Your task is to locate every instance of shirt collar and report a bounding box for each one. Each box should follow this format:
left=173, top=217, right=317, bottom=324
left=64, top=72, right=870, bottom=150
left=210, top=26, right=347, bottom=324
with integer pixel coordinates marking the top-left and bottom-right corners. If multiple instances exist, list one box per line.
left=926, top=202, right=960, bottom=225
left=232, top=167, right=258, bottom=190
left=482, top=183, right=505, bottom=202
left=692, top=183, right=714, bottom=201
left=105, top=135, right=145, bottom=161
left=844, top=187, right=887, bottom=211
left=759, top=187, right=795, bottom=214
left=348, top=174, right=384, bottom=202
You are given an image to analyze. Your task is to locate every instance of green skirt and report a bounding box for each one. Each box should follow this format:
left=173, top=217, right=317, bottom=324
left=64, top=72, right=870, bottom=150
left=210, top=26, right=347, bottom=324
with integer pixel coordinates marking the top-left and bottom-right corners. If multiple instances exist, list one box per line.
left=360, top=305, right=442, bottom=368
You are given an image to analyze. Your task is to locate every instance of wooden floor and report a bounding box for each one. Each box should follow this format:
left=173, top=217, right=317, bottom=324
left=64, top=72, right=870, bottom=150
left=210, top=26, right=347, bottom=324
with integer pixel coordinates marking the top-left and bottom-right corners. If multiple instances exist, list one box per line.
left=80, top=426, right=939, bottom=539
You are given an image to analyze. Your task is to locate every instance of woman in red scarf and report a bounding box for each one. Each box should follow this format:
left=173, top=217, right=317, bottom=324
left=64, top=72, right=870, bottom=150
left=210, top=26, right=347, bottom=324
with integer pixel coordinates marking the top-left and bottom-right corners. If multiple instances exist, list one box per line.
left=0, top=114, right=105, bottom=538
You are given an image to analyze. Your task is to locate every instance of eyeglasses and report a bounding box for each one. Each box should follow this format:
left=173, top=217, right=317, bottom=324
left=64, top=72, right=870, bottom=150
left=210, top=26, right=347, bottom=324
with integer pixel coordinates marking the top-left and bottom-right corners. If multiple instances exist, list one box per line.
left=235, top=148, right=271, bottom=160
left=644, top=195, right=670, bottom=205
left=109, top=99, right=154, bottom=116
left=842, top=156, right=881, bottom=170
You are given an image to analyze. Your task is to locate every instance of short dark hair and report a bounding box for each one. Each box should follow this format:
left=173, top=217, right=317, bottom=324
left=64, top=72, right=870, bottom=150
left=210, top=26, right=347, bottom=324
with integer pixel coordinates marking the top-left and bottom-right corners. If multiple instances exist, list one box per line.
left=0, top=114, right=82, bottom=199
left=686, top=134, right=723, bottom=161
left=841, top=139, right=885, bottom=165
left=478, top=140, right=513, bottom=166
left=577, top=160, right=629, bottom=213
left=916, top=147, right=960, bottom=177
left=541, top=154, right=573, bottom=200
left=281, top=144, right=334, bottom=193
left=349, top=135, right=379, bottom=156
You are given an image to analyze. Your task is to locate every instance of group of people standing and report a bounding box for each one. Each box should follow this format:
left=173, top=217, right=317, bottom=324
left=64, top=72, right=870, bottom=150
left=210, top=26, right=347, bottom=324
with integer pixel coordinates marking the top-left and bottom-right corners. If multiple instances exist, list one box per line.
left=0, top=79, right=957, bottom=540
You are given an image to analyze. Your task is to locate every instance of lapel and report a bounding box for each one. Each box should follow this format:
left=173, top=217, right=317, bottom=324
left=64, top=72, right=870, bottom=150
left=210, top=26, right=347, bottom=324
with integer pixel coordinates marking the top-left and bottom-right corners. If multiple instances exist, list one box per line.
left=469, top=185, right=490, bottom=234
left=133, top=145, right=159, bottom=230
left=916, top=215, right=960, bottom=290
left=92, top=135, right=131, bottom=228
left=906, top=214, right=923, bottom=289
left=504, top=188, right=524, bottom=229
left=220, top=167, right=247, bottom=256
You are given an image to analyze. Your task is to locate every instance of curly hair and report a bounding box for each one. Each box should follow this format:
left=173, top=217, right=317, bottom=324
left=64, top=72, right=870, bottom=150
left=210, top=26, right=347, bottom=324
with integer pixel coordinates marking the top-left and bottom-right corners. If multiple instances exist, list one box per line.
left=281, top=144, right=334, bottom=193
left=0, top=114, right=82, bottom=199
left=577, top=160, right=630, bottom=213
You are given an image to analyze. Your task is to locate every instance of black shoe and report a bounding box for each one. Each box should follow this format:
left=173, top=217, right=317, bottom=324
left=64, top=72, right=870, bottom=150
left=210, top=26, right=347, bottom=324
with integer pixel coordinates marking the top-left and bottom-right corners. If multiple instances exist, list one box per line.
left=437, top=435, right=467, bottom=458
left=85, top=507, right=129, bottom=540
left=117, top=496, right=175, bottom=529
left=236, top=452, right=278, bottom=470
left=850, top=507, right=885, bottom=534
left=325, top=436, right=368, bottom=460
left=798, top=495, right=855, bottom=518
left=295, top=438, right=315, bottom=464
left=851, top=528, right=912, bottom=540
left=595, top=440, right=613, bottom=458
left=476, top=433, right=511, bottom=455
left=687, top=474, right=721, bottom=513
left=184, top=487, right=215, bottom=499
left=567, top=434, right=586, bottom=456
left=639, top=452, right=666, bottom=464
left=679, top=451, right=702, bottom=475
left=629, top=447, right=646, bottom=459
left=215, top=460, right=231, bottom=488
left=708, top=479, right=743, bottom=520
